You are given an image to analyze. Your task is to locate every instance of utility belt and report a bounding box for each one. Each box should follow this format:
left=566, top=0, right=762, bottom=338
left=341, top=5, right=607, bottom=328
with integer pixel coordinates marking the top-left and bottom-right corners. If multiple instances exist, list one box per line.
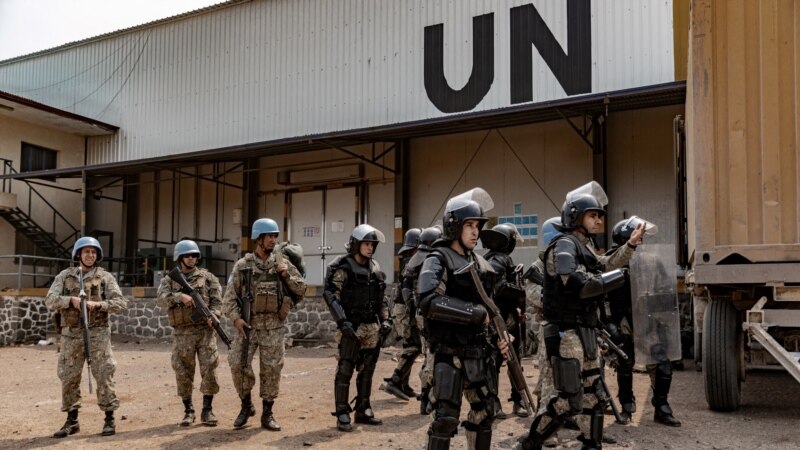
left=431, top=342, right=487, bottom=359
left=542, top=323, right=598, bottom=360
left=61, top=308, right=109, bottom=328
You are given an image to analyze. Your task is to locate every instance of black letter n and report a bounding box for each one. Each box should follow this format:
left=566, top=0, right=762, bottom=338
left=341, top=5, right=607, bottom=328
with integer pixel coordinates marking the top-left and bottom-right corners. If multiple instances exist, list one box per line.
left=424, top=13, right=494, bottom=113
left=510, top=0, right=591, bottom=103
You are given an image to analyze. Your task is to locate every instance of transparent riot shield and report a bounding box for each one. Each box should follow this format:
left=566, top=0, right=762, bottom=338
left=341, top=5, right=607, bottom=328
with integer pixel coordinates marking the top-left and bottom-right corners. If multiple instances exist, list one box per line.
left=629, top=244, right=682, bottom=365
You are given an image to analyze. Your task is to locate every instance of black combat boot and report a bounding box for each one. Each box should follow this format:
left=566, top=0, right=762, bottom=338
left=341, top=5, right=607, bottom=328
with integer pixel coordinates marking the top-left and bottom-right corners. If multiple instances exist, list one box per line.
left=353, top=397, right=382, bottom=425
left=101, top=411, right=116, bottom=436
left=53, top=409, right=79, bottom=438
left=333, top=404, right=353, bottom=432
left=653, top=402, right=682, bottom=427
left=652, top=362, right=681, bottom=427
left=381, top=371, right=410, bottom=401
left=233, top=393, right=256, bottom=428
left=180, top=398, right=195, bottom=426
left=261, top=399, right=281, bottom=431
left=200, top=395, right=217, bottom=427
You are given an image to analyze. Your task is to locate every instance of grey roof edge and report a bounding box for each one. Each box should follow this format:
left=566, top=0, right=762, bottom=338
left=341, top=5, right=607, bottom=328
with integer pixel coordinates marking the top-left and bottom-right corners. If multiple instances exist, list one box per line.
left=0, top=90, right=119, bottom=133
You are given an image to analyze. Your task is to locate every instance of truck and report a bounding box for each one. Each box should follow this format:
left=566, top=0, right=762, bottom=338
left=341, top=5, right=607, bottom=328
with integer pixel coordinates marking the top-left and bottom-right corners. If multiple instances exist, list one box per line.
left=684, top=0, right=800, bottom=411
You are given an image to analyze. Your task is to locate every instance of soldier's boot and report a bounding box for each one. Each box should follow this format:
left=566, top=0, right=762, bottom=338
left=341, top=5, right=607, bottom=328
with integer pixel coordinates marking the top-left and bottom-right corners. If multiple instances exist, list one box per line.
left=180, top=398, right=195, bottom=426
left=511, top=390, right=530, bottom=418
left=418, top=384, right=432, bottom=415
left=200, top=395, right=217, bottom=427
left=101, top=411, right=116, bottom=436
left=652, top=362, right=681, bottom=427
left=333, top=382, right=353, bottom=432
left=233, top=394, right=256, bottom=428
left=495, top=396, right=507, bottom=420
left=515, top=414, right=561, bottom=450
left=616, top=370, right=635, bottom=424
left=353, top=397, right=382, bottom=425
left=398, top=349, right=420, bottom=398
left=575, top=404, right=605, bottom=450
left=380, top=371, right=410, bottom=401
left=261, top=399, right=281, bottom=431
left=53, top=409, right=79, bottom=438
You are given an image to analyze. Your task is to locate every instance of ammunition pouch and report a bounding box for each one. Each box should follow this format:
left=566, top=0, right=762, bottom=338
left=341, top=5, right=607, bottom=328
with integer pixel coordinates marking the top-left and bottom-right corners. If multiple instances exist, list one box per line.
left=62, top=275, right=109, bottom=328
left=254, top=280, right=281, bottom=314
left=168, top=305, right=202, bottom=327
left=61, top=307, right=109, bottom=328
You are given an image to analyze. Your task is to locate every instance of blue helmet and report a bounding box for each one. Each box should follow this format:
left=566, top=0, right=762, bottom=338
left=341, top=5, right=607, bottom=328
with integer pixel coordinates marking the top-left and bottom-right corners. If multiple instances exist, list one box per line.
left=173, top=239, right=201, bottom=262
left=72, top=236, right=103, bottom=262
left=540, top=217, right=562, bottom=247
left=251, top=218, right=280, bottom=239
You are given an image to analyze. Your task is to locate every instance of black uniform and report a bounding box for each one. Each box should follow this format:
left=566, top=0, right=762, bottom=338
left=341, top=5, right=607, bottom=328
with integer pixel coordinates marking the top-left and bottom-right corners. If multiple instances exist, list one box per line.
left=418, top=246, right=499, bottom=450
left=383, top=252, right=423, bottom=398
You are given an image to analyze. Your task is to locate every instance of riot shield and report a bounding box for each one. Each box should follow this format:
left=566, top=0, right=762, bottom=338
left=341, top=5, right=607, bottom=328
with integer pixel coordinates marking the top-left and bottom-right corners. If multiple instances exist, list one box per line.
left=629, top=244, right=682, bottom=365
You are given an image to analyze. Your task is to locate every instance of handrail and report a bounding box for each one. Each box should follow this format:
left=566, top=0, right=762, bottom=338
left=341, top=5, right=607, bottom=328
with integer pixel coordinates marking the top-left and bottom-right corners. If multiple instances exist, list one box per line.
left=0, top=254, right=72, bottom=290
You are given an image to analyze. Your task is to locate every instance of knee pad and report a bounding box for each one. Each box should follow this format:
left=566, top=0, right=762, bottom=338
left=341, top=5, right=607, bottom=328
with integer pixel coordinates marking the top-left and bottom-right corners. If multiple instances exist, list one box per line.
left=339, top=337, right=360, bottom=362
left=550, top=356, right=581, bottom=395
left=433, top=360, right=463, bottom=407
left=335, top=359, right=355, bottom=384
left=430, top=415, right=459, bottom=438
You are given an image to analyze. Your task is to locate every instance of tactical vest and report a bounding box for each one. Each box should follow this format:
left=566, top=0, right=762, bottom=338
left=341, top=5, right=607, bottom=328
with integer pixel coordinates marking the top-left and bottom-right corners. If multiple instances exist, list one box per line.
left=424, top=247, right=492, bottom=346
left=61, top=268, right=109, bottom=328
left=542, top=234, right=603, bottom=327
left=485, top=251, right=524, bottom=316
left=167, top=272, right=208, bottom=327
left=242, top=253, right=283, bottom=315
left=339, top=256, right=384, bottom=325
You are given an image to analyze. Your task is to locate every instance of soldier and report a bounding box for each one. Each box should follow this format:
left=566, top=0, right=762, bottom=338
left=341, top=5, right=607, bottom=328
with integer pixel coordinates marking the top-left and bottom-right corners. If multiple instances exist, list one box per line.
left=606, top=217, right=681, bottom=427
left=404, top=226, right=442, bottom=415
left=382, top=227, right=423, bottom=400
left=156, top=240, right=222, bottom=427
left=324, top=224, right=391, bottom=432
left=481, top=222, right=528, bottom=419
left=517, top=182, right=644, bottom=450
left=223, top=218, right=306, bottom=430
left=46, top=237, right=127, bottom=438
left=417, top=188, right=511, bottom=450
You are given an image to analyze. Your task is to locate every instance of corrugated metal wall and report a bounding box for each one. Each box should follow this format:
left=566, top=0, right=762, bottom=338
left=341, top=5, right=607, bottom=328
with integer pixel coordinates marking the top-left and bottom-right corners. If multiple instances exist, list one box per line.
left=688, top=0, right=800, bottom=264
left=0, top=0, right=674, bottom=165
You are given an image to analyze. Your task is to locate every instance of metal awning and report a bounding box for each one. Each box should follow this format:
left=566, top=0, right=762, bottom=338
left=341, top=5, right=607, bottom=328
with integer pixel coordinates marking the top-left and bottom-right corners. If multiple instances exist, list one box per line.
left=1, top=80, right=685, bottom=181
left=0, top=91, right=118, bottom=137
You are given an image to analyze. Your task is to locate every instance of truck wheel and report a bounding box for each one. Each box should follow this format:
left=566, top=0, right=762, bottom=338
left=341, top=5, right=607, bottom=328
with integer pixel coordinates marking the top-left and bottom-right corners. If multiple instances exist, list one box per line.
left=702, top=299, right=741, bottom=411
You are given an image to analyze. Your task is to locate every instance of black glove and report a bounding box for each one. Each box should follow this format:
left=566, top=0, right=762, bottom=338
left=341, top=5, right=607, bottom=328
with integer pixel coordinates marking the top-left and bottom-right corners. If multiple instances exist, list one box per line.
left=380, top=319, right=393, bottom=337
left=339, top=320, right=358, bottom=341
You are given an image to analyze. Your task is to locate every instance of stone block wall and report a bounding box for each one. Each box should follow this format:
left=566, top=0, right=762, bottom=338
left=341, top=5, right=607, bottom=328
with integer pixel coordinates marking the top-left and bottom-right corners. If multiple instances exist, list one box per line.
left=0, top=296, right=54, bottom=346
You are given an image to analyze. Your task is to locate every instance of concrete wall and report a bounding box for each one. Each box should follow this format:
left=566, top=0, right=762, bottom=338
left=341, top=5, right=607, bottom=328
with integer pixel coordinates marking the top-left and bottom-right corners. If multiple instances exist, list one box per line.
left=0, top=115, right=85, bottom=289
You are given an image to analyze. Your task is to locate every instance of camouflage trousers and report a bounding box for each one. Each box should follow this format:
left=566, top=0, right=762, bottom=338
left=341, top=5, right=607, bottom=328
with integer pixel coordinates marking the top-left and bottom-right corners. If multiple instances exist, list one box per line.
left=533, top=328, right=604, bottom=437
left=171, top=327, right=219, bottom=399
left=392, top=303, right=413, bottom=341
left=228, top=326, right=285, bottom=400
left=58, top=327, right=118, bottom=412
left=533, top=324, right=548, bottom=401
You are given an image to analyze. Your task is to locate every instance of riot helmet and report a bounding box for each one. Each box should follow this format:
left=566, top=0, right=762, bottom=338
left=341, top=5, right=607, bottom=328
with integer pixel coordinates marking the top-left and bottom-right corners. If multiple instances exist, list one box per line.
left=611, top=215, right=658, bottom=246
left=480, top=223, right=523, bottom=254
left=540, top=216, right=562, bottom=247
left=173, top=239, right=201, bottom=262
left=251, top=218, right=280, bottom=239
left=347, top=224, right=386, bottom=256
left=398, top=228, right=422, bottom=255
left=561, top=181, right=608, bottom=230
left=441, top=188, right=494, bottom=241
left=72, top=236, right=103, bottom=262
left=418, top=226, right=442, bottom=250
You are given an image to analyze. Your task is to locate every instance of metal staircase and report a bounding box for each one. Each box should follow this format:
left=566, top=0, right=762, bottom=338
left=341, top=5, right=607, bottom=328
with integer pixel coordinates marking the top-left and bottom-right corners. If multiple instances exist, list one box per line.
left=1, top=158, right=77, bottom=261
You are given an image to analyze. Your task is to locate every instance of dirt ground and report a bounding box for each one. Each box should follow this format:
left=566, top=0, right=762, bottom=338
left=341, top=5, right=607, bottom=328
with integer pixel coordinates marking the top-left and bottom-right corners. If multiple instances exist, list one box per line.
left=1, top=336, right=799, bottom=450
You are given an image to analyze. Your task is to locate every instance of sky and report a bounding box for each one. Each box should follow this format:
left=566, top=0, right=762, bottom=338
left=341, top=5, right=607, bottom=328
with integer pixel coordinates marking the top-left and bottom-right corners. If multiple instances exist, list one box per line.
left=0, top=0, right=225, bottom=61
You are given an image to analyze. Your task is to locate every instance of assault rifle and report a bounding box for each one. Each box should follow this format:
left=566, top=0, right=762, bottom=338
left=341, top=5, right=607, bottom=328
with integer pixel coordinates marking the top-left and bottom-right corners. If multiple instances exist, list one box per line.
left=238, top=267, right=254, bottom=394
left=597, top=327, right=628, bottom=423
left=457, top=262, right=535, bottom=416
left=167, top=266, right=232, bottom=349
left=513, top=263, right=527, bottom=355
left=78, top=272, right=93, bottom=394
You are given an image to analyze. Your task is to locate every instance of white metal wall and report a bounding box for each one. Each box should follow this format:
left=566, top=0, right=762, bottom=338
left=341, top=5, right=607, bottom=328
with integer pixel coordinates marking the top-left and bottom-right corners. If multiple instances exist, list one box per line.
left=0, top=0, right=675, bottom=165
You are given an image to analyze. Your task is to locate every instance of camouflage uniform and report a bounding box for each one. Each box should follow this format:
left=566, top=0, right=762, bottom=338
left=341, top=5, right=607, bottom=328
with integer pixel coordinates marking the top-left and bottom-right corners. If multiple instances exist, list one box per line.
left=156, top=267, right=222, bottom=400
left=45, top=266, right=126, bottom=412
left=223, top=251, right=306, bottom=400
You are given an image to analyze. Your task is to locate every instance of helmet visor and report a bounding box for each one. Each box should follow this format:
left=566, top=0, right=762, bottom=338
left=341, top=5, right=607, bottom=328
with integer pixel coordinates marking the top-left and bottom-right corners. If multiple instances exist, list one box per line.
left=447, top=187, right=494, bottom=214
left=566, top=181, right=608, bottom=207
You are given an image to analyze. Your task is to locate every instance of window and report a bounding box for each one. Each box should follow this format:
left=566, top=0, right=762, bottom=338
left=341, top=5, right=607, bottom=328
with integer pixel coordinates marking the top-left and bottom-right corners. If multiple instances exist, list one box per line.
left=20, top=142, right=58, bottom=173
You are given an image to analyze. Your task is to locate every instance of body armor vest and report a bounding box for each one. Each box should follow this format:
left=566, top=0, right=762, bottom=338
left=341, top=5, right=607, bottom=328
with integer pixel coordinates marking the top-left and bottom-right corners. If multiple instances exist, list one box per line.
left=485, top=251, right=524, bottom=317
left=61, top=268, right=109, bottom=328
left=425, top=247, right=491, bottom=347
left=246, top=254, right=282, bottom=315
left=167, top=272, right=208, bottom=327
left=339, top=256, right=383, bottom=325
left=542, top=234, right=603, bottom=327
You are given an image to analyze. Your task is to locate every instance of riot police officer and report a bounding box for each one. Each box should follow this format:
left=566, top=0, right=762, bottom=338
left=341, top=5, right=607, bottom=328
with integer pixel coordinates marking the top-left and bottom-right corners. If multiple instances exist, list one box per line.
left=223, top=218, right=307, bottom=430
left=382, top=228, right=423, bottom=400
left=324, top=224, right=391, bottom=432
left=518, top=182, right=643, bottom=450
left=481, top=222, right=528, bottom=418
left=417, top=188, right=510, bottom=450
left=606, top=217, right=681, bottom=427
left=156, top=239, right=223, bottom=427
left=46, top=237, right=127, bottom=438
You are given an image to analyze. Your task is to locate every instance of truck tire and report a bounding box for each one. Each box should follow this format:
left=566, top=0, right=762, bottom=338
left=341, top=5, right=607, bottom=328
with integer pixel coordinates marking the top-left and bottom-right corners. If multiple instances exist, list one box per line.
left=702, top=299, right=741, bottom=411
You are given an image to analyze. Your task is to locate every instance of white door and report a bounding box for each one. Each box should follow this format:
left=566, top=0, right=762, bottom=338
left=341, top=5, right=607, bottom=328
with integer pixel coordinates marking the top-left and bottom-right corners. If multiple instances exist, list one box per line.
left=290, top=187, right=356, bottom=285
